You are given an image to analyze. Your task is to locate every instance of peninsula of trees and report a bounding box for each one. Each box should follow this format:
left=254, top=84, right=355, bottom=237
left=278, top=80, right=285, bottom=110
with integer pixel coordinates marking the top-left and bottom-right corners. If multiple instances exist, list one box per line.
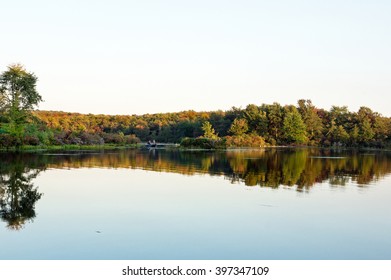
left=1, top=64, right=390, bottom=149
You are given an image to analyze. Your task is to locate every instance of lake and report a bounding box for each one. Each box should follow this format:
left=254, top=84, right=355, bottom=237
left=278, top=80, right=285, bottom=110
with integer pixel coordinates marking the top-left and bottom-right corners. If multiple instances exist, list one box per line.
left=1, top=148, right=391, bottom=259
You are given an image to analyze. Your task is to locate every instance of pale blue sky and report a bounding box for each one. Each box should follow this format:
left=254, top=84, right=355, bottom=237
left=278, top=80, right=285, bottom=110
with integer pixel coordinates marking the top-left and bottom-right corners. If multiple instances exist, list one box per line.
left=1, top=0, right=390, bottom=115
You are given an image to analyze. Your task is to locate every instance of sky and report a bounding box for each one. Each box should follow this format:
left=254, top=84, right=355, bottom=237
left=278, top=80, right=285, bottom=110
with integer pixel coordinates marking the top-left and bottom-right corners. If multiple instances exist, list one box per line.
left=1, top=0, right=390, bottom=116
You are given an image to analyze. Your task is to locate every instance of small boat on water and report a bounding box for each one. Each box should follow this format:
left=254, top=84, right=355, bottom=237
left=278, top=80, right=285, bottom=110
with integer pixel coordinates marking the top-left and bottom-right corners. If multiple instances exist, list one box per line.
left=146, top=140, right=157, bottom=148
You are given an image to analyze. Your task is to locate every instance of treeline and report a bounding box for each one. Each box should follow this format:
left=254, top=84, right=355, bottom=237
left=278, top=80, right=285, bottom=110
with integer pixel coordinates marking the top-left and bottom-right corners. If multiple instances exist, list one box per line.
left=30, top=99, right=391, bottom=148
left=1, top=64, right=390, bottom=149
left=1, top=99, right=391, bottom=149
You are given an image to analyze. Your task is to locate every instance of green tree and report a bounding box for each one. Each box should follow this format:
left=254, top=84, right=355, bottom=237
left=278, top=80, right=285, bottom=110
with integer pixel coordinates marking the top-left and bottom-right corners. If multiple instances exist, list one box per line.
left=359, top=118, right=375, bottom=143
left=373, top=115, right=388, bottom=143
left=356, top=107, right=375, bottom=144
left=297, top=99, right=323, bottom=143
left=349, top=124, right=360, bottom=146
left=201, top=121, right=218, bottom=139
left=264, top=102, right=284, bottom=144
left=242, top=104, right=268, bottom=135
left=326, top=119, right=350, bottom=145
left=229, top=118, right=248, bottom=136
left=282, top=107, right=307, bottom=144
left=0, top=64, right=42, bottom=146
left=334, top=125, right=350, bottom=144
left=330, top=106, right=350, bottom=126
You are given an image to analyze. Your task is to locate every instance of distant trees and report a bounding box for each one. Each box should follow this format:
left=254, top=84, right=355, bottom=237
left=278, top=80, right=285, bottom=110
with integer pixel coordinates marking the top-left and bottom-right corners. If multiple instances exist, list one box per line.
left=26, top=100, right=390, bottom=149
left=0, top=64, right=389, bottom=151
left=0, top=64, right=144, bottom=148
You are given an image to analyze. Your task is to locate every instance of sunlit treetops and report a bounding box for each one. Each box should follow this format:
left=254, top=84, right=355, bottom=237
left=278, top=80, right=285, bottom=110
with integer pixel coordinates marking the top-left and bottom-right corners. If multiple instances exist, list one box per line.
left=31, top=100, right=391, bottom=148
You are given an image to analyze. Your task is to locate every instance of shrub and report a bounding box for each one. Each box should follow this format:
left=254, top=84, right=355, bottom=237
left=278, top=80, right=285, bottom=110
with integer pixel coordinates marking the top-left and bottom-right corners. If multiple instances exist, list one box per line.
left=52, top=131, right=67, bottom=145
left=225, top=134, right=267, bottom=147
left=0, top=134, right=17, bottom=148
left=180, top=137, right=226, bottom=149
left=23, top=135, right=40, bottom=146
left=79, top=132, right=103, bottom=145
left=124, top=134, right=140, bottom=145
left=102, top=133, right=124, bottom=144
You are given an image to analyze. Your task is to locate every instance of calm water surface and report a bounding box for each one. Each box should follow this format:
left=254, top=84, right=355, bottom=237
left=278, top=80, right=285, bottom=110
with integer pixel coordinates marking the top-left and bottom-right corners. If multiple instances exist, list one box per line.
left=1, top=148, right=391, bottom=259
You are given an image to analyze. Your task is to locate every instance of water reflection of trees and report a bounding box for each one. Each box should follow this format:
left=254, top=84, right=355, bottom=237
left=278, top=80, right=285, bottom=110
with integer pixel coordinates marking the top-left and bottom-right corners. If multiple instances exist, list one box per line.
left=224, top=149, right=391, bottom=191
left=14, top=148, right=390, bottom=190
left=0, top=154, right=44, bottom=230
left=239, top=149, right=391, bottom=191
left=1, top=149, right=391, bottom=211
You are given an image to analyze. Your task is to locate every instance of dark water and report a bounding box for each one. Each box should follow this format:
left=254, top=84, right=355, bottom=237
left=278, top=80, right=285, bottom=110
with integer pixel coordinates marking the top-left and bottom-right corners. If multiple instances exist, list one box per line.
left=1, top=148, right=391, bottom=259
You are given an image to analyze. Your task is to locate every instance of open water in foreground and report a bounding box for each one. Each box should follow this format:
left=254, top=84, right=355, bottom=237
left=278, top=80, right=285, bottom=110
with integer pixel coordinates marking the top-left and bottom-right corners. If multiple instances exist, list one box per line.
left=0, top=148, right=390, bottom=259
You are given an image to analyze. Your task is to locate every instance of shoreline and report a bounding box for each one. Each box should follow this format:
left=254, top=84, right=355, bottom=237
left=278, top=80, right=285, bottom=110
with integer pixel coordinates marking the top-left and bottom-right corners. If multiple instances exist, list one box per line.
left=1, top=144, right=390, bottom=153
left=0, top=144, right=140, bottom=153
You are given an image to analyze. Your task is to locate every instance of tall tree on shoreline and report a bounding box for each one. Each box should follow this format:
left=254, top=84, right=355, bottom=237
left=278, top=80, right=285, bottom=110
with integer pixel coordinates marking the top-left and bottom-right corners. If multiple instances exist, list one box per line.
left=0, top=64, right=42, bottom=146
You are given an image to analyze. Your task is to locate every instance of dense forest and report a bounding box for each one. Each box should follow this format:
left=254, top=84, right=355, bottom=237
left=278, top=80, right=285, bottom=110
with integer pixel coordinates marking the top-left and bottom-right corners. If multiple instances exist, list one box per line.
left=30, top=101, right=391, bottom=148
left=1, top=64, right=390, bottom=149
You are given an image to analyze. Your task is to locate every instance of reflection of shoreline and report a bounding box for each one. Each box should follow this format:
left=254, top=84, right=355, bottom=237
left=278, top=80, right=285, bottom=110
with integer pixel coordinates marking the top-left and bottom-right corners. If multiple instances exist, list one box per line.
left=2, top=149, right=391, bottom=191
